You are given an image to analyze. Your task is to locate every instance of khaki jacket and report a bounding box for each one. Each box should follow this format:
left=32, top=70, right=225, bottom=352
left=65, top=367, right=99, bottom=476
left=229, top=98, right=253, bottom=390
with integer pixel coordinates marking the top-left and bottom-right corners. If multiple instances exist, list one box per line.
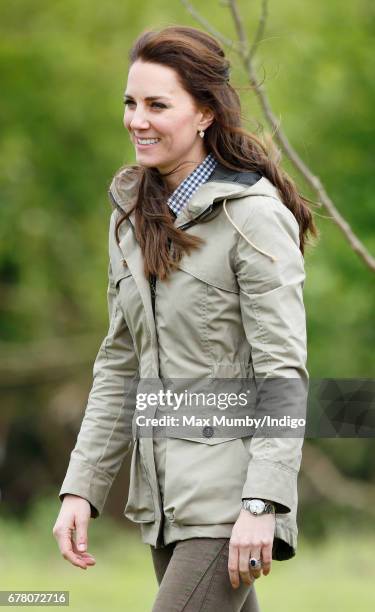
left=59, top=163, right=308, bottom=561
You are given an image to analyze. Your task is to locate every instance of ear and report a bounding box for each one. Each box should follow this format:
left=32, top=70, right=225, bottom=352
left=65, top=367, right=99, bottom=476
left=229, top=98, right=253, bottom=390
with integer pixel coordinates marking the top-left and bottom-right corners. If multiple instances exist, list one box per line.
left=198, top=107, right=215, bottom=131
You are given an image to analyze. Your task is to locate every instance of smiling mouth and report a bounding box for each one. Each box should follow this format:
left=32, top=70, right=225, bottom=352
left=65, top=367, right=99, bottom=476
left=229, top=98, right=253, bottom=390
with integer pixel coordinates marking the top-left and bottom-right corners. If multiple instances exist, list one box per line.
left=136, top=137, right=161, bottom=146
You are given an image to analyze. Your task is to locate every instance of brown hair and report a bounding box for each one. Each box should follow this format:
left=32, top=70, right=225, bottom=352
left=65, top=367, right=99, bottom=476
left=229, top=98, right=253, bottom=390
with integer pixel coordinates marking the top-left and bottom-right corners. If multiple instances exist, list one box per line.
left=113, top=25, right=317, bottom=280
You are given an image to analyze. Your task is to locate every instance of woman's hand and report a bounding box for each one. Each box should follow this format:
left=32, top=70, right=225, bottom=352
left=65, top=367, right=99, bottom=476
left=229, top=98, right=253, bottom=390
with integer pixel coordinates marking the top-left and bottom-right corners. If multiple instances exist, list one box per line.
left=52, top=494, right=96, bottom=570
left=228, top=509, right=275, bottom=589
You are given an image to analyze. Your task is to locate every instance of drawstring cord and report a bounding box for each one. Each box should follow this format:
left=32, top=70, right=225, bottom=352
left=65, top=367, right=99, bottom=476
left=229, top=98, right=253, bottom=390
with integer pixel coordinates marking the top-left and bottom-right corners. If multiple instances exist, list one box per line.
left=222, top=198, right=277, bottom=262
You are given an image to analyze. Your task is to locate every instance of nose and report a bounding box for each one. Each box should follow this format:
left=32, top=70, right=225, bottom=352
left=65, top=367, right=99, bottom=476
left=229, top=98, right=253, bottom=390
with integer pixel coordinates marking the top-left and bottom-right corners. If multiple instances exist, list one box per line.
left=128, top=106, right=151, bottom=131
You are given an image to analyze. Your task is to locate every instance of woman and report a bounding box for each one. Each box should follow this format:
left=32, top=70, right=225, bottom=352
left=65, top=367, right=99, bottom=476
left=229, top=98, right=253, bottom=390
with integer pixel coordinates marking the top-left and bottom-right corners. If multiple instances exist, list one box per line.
left=53, top=25, right=316, bottom=611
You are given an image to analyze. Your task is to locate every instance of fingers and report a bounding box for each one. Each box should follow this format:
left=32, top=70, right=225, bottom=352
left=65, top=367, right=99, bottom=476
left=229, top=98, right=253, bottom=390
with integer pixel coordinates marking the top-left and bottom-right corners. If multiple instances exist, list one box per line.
left=73, top=515, right=96, bottom=567
left=260, top=542, right=272, bottom=577
left=72, top=539, right=96, bottom=567
left=228, top=541, right=257, bottom=589
left=53, top=517, right=95, bottom=570
left=249, top=542, right=273, bottom=579
left=239, top=545, right=254, bottom=586
left=228, top=541, right=273, bottom=589
left=59, top=528, right=91, bottom=569
left=228, top=541, right=240, bottom=589
left=249, top=547, right=262, bottom=580
left=75, top=515, right=89, bottom=554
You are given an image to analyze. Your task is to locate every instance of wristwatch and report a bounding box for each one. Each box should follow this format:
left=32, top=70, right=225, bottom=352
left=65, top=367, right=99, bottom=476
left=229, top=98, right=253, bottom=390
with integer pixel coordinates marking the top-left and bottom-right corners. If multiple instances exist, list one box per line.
left=241, top=498, right=276, bottom=516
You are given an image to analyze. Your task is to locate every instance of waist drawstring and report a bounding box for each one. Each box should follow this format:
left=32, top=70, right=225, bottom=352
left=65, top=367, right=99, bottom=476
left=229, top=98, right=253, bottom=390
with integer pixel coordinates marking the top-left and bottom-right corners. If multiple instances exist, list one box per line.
left=222, top=198, right=277, bottom=263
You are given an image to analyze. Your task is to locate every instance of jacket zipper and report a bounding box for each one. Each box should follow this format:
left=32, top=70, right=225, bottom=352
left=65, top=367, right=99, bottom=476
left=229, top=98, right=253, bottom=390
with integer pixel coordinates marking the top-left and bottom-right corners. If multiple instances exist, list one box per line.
left=150, top=274, right=157, bottom=317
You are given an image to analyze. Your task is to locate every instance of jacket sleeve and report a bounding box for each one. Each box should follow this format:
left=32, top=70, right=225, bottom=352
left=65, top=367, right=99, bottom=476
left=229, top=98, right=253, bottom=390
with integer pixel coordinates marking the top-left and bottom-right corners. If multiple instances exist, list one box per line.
left=59, top=214, right=139, bottom=517
left=235, top=195, right=308, bottom=514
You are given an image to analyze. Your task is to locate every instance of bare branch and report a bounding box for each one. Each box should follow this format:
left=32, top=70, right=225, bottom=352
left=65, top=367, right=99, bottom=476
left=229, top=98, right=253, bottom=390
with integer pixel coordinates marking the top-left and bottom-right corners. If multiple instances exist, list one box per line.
left=227, top=0, right=248, bottom=57
left=249, top=0, right=268, bottom=62
left=180, top=0, right=235, bottom=49
left=229, top=0, right=375, bottom=270
left=180, top=0, right=375, bottom=271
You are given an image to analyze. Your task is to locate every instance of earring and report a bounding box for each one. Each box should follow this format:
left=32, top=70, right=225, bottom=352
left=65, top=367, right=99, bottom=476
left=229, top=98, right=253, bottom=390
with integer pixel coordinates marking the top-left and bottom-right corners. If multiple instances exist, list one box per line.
left=198, top=130, right=205, bottom=139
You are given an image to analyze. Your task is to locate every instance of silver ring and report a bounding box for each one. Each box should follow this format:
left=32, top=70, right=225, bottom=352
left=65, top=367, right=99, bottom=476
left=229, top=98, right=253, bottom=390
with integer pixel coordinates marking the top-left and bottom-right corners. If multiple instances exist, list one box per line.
left=249, top=557, right=262, bottom=570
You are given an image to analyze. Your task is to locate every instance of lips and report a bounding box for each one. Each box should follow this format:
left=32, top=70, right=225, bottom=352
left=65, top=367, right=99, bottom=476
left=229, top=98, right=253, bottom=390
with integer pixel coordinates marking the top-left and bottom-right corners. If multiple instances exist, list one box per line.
left=135, top=137, right=161, bottom=148
left=134, top=136, right=160, bottom=143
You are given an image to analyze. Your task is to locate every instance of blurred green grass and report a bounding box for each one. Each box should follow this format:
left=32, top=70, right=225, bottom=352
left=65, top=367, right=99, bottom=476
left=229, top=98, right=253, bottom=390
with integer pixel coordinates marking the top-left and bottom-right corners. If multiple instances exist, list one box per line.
left=0, top=496, right=374, bottom=611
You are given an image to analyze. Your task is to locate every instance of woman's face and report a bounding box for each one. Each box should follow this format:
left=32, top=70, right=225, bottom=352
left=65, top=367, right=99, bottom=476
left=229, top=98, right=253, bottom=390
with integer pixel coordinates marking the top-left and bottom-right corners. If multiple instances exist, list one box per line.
left=123, top=60, right=214, bottom=181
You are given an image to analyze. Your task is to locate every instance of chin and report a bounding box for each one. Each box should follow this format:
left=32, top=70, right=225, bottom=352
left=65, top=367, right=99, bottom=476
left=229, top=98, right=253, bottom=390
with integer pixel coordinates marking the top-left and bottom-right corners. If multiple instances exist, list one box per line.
left=137, top=156, right=171, bottom=173
left=136, top=156, right=159, bottom=168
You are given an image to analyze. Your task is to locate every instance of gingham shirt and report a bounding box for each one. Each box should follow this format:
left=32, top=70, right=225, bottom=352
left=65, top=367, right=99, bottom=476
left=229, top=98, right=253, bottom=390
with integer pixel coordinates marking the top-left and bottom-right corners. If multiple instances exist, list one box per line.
left=167, top=153, right=217, bottom=217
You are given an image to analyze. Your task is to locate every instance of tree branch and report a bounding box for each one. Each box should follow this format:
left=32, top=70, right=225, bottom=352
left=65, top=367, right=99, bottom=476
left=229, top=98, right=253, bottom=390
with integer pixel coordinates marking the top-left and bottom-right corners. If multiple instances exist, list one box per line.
left=181, top=0, right=375, bottom=271
left=248, top=0, right=268, bottom=62
left=180, top=0, right=235, bottom=49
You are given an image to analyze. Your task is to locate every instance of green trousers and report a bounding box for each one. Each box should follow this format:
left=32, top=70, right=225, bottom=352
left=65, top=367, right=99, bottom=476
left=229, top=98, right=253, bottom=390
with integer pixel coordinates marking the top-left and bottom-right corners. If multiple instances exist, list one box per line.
left=150, top=537, right=260, bottom=611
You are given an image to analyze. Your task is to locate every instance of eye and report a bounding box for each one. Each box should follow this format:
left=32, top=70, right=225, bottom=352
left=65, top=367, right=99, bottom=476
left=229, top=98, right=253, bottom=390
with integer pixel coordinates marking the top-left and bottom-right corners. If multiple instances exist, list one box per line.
left=151, top=102, right=167, bottom=109
left=123, top=99, right=167, bottom=110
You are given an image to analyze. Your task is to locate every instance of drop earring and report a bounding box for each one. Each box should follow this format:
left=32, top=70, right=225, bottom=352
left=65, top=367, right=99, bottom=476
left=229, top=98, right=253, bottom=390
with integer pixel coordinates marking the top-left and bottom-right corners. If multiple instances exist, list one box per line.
left=198, top=130, right=205, bottom=139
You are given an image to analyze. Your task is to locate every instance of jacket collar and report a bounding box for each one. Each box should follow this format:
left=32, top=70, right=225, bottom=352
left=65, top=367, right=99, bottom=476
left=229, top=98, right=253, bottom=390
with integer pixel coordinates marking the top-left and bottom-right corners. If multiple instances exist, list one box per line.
left=108, top=161, right=263, bottom=228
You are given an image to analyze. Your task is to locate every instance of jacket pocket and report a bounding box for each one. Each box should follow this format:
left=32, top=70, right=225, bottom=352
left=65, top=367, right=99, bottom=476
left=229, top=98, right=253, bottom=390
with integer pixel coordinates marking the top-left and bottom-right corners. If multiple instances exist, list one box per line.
left=163, top=436, right=249, bottom=525
left=178, top=260, right=239, bottom=294
left=124, top=439, right=155, bottom=523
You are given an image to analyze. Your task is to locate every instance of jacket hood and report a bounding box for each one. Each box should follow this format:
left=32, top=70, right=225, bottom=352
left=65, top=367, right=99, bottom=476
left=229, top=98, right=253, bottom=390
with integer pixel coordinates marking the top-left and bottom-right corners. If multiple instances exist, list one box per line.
left=108, top=161, right=281, bottom=261
left=108, top=162, right=268, bottom=216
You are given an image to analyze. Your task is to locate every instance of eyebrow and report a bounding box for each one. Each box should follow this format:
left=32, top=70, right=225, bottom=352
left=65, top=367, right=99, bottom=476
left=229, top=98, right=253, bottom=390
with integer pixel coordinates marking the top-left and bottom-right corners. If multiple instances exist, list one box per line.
left=123, top=94, right=171, bottom=101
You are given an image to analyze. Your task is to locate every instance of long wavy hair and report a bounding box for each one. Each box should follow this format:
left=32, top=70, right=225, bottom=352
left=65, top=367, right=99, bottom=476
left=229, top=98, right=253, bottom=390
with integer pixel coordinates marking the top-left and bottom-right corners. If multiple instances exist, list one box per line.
left=113, top=25, right=317, bottom=280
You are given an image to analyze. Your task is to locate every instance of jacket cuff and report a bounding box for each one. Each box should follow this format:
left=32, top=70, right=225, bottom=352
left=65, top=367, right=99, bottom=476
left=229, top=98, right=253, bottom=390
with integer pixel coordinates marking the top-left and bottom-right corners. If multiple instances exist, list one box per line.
left=241, top=459, right=297, bottom=514
left=59, top=458, right=113, bottom=518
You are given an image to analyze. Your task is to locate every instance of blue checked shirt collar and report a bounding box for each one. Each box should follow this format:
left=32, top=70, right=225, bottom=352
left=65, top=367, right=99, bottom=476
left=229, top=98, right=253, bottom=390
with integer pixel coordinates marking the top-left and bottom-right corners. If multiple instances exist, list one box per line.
left=167, top=153, right=217, bottom=217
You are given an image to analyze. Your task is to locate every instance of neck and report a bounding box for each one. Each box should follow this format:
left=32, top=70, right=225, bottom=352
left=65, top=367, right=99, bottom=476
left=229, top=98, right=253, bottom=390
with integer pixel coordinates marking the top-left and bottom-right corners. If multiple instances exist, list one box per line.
left=160, top=152, right=208, bottom=192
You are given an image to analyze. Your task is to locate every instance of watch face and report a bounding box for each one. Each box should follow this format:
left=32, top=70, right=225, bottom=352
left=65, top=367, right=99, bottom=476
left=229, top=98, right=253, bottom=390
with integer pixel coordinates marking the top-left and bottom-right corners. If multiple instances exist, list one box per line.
left=249, top=499, right=265, bottom=514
